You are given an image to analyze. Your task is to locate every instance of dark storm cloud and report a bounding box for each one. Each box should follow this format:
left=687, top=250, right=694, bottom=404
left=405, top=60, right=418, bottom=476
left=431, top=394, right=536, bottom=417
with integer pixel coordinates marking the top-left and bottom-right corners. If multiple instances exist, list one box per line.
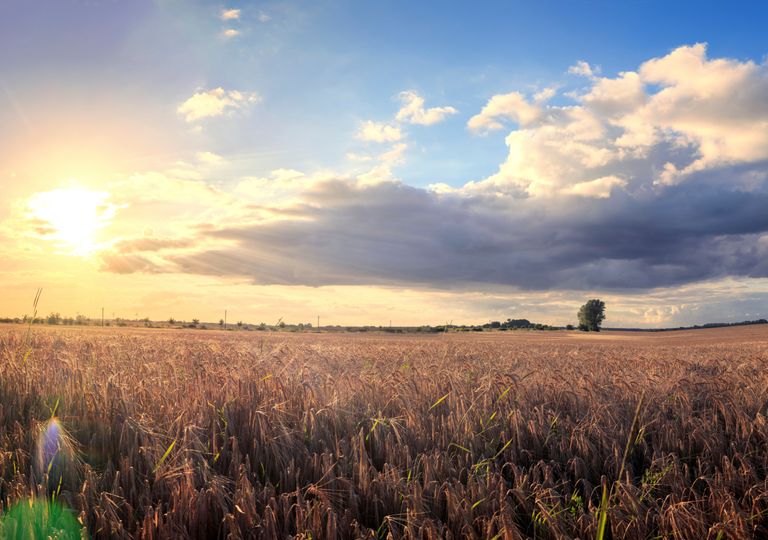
left=157, top=170, right=768, bottom=291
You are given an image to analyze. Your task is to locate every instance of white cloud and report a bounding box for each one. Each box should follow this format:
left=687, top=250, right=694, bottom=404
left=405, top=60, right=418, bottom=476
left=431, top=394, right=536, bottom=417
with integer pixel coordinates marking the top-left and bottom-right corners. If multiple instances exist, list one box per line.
left=581, top=71, right=645, bottom=117
left=220, top=8, right=240, bottom=21
left=562, top=175, right=627, bottom=198
left=357, top=164, right=396, bottom=185
left=467, top=91, right=546, bottom=133
left=465, top=43, right=768, bottom=197
left=635, top=43, right=768, bottom=184
left=569, top=60, right=600, bottom=78
left=177, top=88, right=261, bottom=122
left=355, top=143, right=409, bottom=184
left=395, top=91, right=457, bottom=126
left=352, top=91, right=452, bottom=177
left=222, top=28, right=240, bottom=39
left=258, top=12, right=271, bottom=23
left=343, top=143, right=408, bottom=186
left=534, top=87, right=557, bottom=102
left=356, top=121, right=403, bottom=143
left=427, top=182, right=459, bottom=195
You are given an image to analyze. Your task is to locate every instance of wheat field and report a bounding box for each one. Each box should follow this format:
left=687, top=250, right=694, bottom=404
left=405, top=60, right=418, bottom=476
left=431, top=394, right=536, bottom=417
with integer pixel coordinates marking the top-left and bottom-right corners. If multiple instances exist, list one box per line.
left=1, top=325, right=767, bottom=539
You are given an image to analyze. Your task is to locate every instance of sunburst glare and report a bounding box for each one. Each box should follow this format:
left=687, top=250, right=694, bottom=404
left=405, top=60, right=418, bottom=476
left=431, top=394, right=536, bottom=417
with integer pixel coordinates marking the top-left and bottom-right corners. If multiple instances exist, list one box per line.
left=27, top=186, right=117, bottom=256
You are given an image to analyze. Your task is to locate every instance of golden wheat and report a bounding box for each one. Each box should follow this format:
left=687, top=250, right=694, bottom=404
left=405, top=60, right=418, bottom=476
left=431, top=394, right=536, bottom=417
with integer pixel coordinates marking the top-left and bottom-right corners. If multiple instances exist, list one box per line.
left=0, top=325, right=766, bottom=538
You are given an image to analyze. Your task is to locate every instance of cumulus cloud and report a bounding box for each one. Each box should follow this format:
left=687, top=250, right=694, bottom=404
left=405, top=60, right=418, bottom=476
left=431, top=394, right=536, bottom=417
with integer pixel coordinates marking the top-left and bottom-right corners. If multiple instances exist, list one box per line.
left=467, top=91, right=548, bottom=133
left=222, top=28, right=240, bottom=39
left=569, top=60, right=600, bottom=78
left=468, top=43, right=768, bottom=198
left=562, top=175, right=627, bottom=198
left=356, top=121, right=403, bottom=142
left=220, top=8, right=240, bottom=21
left=633, top=44, right=768, bottom=183
left=348, top=138, right=408, bottom=185
left=177, top=88, right=261, bottom=122
left=395, top=90, right=457, bottom=125
left=350, top=91, right=450, bottom=176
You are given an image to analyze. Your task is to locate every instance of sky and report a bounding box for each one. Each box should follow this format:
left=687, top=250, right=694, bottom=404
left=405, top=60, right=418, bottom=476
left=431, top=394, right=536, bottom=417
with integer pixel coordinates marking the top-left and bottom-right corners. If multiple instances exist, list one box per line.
left=1, top=0, right=767, bottom=327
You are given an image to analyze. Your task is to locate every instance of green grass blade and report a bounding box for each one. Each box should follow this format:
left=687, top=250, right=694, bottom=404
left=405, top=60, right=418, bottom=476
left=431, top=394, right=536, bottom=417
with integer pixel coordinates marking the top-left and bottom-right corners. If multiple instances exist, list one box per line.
left=153, top=439, right=176, bottom=473
left=596, top=483, right=609, bottom=540
left=429, top=392, right=450, bottom=411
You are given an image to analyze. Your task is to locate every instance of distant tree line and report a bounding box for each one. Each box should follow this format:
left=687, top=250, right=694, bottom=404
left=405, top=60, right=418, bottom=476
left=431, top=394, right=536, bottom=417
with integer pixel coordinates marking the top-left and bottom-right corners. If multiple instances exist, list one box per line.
left=0, top=313, right=92, bottom=326
left=4, top=305, right=763, bottom=334
left=610, top=318, right=768, bottom=332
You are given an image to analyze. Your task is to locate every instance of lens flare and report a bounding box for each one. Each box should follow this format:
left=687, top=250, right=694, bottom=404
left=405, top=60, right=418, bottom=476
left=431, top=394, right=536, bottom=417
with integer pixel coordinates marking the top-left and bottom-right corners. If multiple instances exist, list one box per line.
left=35, top=418, right=80, bottom=494
left=37, top=418, right=64, bottom=474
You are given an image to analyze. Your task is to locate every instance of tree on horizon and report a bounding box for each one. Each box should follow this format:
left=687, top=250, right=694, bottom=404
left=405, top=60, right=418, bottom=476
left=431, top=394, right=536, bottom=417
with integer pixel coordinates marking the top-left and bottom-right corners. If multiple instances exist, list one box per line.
left=578, top=299, right=605, bottom=332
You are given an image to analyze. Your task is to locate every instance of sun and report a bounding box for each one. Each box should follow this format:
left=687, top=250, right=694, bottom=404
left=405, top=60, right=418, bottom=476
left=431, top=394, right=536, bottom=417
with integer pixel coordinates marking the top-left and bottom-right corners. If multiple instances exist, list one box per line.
left=27, top=187, right=116, bottom=256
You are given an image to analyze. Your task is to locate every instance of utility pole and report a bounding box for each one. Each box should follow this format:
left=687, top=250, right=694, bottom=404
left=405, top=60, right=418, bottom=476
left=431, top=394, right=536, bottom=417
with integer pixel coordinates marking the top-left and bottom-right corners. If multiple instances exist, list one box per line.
left=101, top=307, right=104, bottom=327
left=317, top=315, right=320, bottom=330
left=224, top=310, right=227, bottom=329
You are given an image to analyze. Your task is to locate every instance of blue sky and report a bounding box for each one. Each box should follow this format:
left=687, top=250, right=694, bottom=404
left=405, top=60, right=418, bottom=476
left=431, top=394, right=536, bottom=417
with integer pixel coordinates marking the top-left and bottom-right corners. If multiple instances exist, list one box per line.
left=4, top=0, right=765, bottom=186
left=1, top=0, right=767, bottom=326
